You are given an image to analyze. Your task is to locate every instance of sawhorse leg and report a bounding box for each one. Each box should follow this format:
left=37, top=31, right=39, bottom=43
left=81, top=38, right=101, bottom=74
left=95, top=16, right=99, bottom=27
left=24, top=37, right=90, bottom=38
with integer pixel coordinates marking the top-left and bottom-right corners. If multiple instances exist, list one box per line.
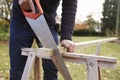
left=95, top=43, right=101, bottom=80
left=87, top=58, right=98, bottom=80
left=34, top=57, right=40, bottom=80
left=21, top=51, right=41, bottom=80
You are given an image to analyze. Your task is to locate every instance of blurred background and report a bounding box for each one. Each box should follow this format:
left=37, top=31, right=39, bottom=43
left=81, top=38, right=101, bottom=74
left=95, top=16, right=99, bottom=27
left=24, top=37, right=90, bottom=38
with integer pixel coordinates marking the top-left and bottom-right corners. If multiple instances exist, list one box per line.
left=0, top=0, right=120, bottom=80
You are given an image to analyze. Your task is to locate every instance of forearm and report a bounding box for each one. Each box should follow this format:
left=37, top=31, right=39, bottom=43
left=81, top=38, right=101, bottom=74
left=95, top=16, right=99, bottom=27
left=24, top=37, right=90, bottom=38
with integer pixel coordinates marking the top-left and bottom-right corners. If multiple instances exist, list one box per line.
left=60, top=0, right=77, bottom=41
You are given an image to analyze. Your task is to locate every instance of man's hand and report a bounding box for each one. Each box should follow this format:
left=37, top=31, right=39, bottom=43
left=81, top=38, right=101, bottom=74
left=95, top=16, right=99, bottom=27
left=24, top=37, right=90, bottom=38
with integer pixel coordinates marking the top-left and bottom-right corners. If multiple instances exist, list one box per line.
left=60, top=40, right=75, bottom=52
left=19, top=0, right=35, bottom=13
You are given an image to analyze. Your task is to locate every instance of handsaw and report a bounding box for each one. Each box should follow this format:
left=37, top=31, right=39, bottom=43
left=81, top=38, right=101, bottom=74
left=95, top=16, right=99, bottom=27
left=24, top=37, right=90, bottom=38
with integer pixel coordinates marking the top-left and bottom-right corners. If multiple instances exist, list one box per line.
left=21, top=0, right=72, bottom=79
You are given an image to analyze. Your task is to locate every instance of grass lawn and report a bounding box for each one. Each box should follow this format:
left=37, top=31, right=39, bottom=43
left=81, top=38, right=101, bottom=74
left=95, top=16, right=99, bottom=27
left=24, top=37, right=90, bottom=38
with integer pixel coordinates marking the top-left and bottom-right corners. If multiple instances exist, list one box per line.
left=0, top=36, right=120, bottom=80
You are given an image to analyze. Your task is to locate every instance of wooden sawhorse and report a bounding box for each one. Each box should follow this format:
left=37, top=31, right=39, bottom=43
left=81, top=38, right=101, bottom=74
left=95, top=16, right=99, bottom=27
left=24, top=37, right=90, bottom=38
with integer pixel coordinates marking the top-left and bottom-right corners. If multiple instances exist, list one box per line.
left=21, top=38, right=117, bottom=80
left=21, top=48, right=116, bottom=80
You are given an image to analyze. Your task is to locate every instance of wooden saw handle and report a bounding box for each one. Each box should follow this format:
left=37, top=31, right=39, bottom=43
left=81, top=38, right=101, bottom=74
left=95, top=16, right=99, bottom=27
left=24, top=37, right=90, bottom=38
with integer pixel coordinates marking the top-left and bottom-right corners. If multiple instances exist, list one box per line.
left=21, top=0, right=43, bottom=19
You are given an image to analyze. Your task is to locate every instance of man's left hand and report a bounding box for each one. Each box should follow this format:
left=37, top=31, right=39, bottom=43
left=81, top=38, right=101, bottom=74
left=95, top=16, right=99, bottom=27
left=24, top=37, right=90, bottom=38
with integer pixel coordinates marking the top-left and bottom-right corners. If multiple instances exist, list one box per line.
left=60, top=40, right=75, bottom=52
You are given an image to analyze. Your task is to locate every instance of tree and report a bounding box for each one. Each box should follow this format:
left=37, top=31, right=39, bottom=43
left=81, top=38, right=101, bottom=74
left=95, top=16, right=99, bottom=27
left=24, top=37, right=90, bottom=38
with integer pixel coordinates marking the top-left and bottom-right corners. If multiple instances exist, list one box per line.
left=101, top=0, right=118, bottom=36
left=0, top=0, right=12, bottom=41
left=0, top=0, right=12, bottom=22
left=85, top=15, right=99, bottom=32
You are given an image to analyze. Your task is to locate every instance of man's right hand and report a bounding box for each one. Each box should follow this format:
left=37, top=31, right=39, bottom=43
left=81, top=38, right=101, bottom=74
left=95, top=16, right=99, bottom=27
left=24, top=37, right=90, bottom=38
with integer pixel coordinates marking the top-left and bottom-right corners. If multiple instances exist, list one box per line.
left=19, top=0, right=35, bottom=13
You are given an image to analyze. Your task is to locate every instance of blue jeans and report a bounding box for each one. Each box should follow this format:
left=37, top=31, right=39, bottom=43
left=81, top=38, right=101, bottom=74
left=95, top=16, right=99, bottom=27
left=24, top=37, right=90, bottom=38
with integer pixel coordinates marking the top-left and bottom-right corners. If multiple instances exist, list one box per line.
left=9, top=19, right=58, bottom=80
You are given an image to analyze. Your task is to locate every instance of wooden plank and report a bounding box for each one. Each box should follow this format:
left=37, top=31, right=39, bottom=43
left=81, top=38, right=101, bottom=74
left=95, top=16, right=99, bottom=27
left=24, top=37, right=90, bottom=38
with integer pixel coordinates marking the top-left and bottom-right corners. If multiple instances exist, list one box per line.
left=22, top=48, right=116, bottom=65
left=63, top=53, right=116, bottom=68
left=75, top=37, right=118, bottom=49
left=21, top=47, right=66, bottom=58
left=21, top=38, right=118, bottom=55
left=63, top=55, right=116, bottom=69
left=21, top=51, right=36, bottom=80
left=63, top=53, right=116, bottom=63
left=21, top=48, right=116, bottom=68
left=21, top=48, right=116, bottom=62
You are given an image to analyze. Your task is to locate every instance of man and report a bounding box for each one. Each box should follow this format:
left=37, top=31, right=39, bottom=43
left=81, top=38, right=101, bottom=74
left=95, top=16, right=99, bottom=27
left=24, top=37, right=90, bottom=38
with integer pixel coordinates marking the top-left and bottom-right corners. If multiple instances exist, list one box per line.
left=9, top=0, right=77, bottom=80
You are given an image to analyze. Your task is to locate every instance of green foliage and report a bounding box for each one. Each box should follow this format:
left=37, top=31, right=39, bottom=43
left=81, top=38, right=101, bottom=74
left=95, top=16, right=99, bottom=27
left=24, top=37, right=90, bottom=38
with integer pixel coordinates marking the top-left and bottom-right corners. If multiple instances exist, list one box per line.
left=73, top=29, right=105, bottom=36
left=0, top=0, right=12, bottom=21
left=0, top=20, right=9, bottom=33
left=0, top=33, right=9, bottom=41
left=0, top=0, right=11, bottom=41
left=0, top=20, right=10, bottom=41
left=85, top=15, right=99, bottom=32
left=101, top=0, right=118, bottom=36
left=73, top=15, right=102, bottom=36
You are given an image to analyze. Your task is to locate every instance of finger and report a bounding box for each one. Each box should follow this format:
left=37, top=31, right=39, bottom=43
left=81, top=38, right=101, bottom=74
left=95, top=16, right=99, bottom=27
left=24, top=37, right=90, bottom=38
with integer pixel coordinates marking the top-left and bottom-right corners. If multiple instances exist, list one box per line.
left=68, top=45, right=74, bottom=52
left=68, top=43, right=75, bottom=52
left=19, top=0, right=25, bottom=5
left=22, top=2, right=31, bottom=10
left=19, top=0, right=31, bottom=10
left=68, top=46, right=72, bottom=52
left=61, top=41, right=69, bottom=48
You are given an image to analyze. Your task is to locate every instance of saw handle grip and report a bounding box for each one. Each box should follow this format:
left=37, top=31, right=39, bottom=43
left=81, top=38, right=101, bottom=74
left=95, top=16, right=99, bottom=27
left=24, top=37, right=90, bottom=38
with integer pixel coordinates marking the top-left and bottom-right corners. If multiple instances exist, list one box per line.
left=21, top=0, right=43, bottom=19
